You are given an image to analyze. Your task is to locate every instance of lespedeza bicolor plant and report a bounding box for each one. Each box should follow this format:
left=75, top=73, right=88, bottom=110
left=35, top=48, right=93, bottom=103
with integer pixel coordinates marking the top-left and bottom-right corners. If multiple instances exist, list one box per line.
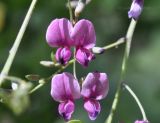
left=0, top=0, right=149, bottom=122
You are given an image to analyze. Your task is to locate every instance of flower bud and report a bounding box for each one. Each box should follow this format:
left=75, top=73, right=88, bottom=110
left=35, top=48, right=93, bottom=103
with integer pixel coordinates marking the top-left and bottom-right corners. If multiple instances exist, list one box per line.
left=92, top=47, right=104, bottom=54
left=128, top=0, right=144, bottom=20
left=75, top=0, right=86, bottom=17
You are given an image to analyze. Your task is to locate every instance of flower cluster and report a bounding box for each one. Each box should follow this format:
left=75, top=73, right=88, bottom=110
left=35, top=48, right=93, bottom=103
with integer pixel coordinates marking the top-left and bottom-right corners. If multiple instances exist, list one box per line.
left=50, top=72, right=109, bottom=121
left=46, top=18, right=109, bottom=121
left=46, top=0, right=146, bottom=119
left=46, top=18, right=96, bottom=67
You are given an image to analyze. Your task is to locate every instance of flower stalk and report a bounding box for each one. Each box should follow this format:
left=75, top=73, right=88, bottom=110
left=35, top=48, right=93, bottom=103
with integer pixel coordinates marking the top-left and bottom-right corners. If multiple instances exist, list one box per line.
left=123, top=83, right=147, bottom=121
left=102, top=37, right=125, bottom=51
left=105, top=19, right=137, bottom=123
left=67, top=0, right=74, bottom=24
left=73, top=48, right=77, bottom=79
left=67, top=0, right=77, bottom=79
left=0, top=0, right=38, bottom=87
left=29, top=59, right=75, bottom=94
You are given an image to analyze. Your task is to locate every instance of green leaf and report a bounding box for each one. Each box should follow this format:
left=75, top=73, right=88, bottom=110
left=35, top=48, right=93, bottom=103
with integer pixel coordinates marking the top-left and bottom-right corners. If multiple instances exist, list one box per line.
left=67, top=120, right=83, bottom=123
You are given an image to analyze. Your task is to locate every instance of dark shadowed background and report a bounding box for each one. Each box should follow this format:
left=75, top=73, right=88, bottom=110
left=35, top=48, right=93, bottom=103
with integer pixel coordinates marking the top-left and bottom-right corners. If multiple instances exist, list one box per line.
left=0, top=0, right=160, bottom=123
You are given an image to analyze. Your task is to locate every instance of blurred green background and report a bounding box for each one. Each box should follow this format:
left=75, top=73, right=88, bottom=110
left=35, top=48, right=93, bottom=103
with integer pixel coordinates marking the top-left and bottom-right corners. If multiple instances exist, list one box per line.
left=0, top=0, right=160, bottom=123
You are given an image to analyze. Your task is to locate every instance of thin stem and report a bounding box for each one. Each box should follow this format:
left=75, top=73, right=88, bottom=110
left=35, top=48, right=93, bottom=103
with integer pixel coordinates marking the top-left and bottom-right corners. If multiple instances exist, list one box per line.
left=47, top=59, right=74, bottom=80
left=103, top=38, right=125, bottom=51
left=0, top=0, right=38, bottom=87
left=29, top=83, right=44, bottom=94
left=121, top=19, right=137, bottom=80
left=67, top=0, right=77, bottom=79
left=123, top=83, right=147, bottom=121
left=73, top=48, right=77, bottom=79
left=67, top=0, right=74, bottom=23
left=105, top=19, right=137, bottom=123
left=29, top=59, right=75, bottom=94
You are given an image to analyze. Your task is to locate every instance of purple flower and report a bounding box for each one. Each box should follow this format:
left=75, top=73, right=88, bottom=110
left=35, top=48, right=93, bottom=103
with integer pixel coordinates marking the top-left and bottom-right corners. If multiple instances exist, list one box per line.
left=81, top=72, right=109, bottom=120
left=46, top=18, right=96, bottom=67
left=46, top=18, right=73, bottom=47
left=128, top=0, right=144, bottom=20
left=46, top=18, right=73, bottom=64
left=50, top=72, right=81, bottom=121
left=75, top=47, right=95, bottom=67
left=71, top=19, right=96, bottom=67
left=135, top=120, right=149, bottom=123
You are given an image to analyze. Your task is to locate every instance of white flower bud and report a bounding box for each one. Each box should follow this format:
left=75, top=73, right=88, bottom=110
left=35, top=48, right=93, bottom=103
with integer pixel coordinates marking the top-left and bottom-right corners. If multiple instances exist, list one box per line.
left=92, top=47, right=104, bottom=54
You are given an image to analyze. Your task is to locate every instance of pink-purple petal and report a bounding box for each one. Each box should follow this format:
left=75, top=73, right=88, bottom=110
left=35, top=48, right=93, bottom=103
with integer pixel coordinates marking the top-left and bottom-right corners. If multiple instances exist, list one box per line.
left=75, top=48, right=95, bottom=67
left=81, top=72, right=109, bottom=100
left=46, top=18, right=73, bottom=47
left=50, top=72, right=81, bottom=102
left=55, top=47, right=72, bottom=65
left=84, top=99, right=101, bottom=120
left=71, top=19, right=96, bottom=49
left=128, top=0, right=144, bottom=20
left=58, top=100, right=75, bottom=121
left=135, top=120, right=149, bottom=123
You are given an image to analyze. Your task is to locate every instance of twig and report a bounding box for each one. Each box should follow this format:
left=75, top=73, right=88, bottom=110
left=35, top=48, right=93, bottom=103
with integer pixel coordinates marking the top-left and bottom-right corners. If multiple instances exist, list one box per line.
left=123, top=83, right=147, bottom=121
left=105, top=19, right=137, bottom=123
left=29, top=59, right=75, bottom=94
left=67, top=0, right=77, bottom=79
left=67, top=0, right=74, bottom=23
left=0, top=0, right=38, bottom=86
left=73, top=48, right=77, bottom=79
left=103, top=37, right=125, bottom=51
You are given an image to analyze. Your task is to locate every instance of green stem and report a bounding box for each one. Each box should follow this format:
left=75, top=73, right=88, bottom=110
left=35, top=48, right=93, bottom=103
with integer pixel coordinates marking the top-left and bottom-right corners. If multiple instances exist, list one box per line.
left=123, top=83, right=147, bottom=121
left=47, top=59, right=74, bottom=80
left=103, top=38, right=125, bottom=51
left=29, top=83, right=44, bottom=94
left=121, top=19, right=137, bottom=79
left=67, top=0, right=77, bottom=79
left=73, top=48, right=77, bottom=79
left=0, top=0, right=38, bottom=87
left=29, top=59, right=75, bottom=94
left=105, top=19, right=137, bottom=123
left=67, top=0, right=73, bottom=23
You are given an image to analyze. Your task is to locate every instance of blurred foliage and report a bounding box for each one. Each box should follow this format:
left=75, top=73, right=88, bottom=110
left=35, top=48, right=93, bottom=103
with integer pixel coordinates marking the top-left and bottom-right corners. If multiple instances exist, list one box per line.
left=0, top=2, right=6, bottom=32
left=0, top=76, right=32, bottom=115
left=0, top=0, right=160, bottom=123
